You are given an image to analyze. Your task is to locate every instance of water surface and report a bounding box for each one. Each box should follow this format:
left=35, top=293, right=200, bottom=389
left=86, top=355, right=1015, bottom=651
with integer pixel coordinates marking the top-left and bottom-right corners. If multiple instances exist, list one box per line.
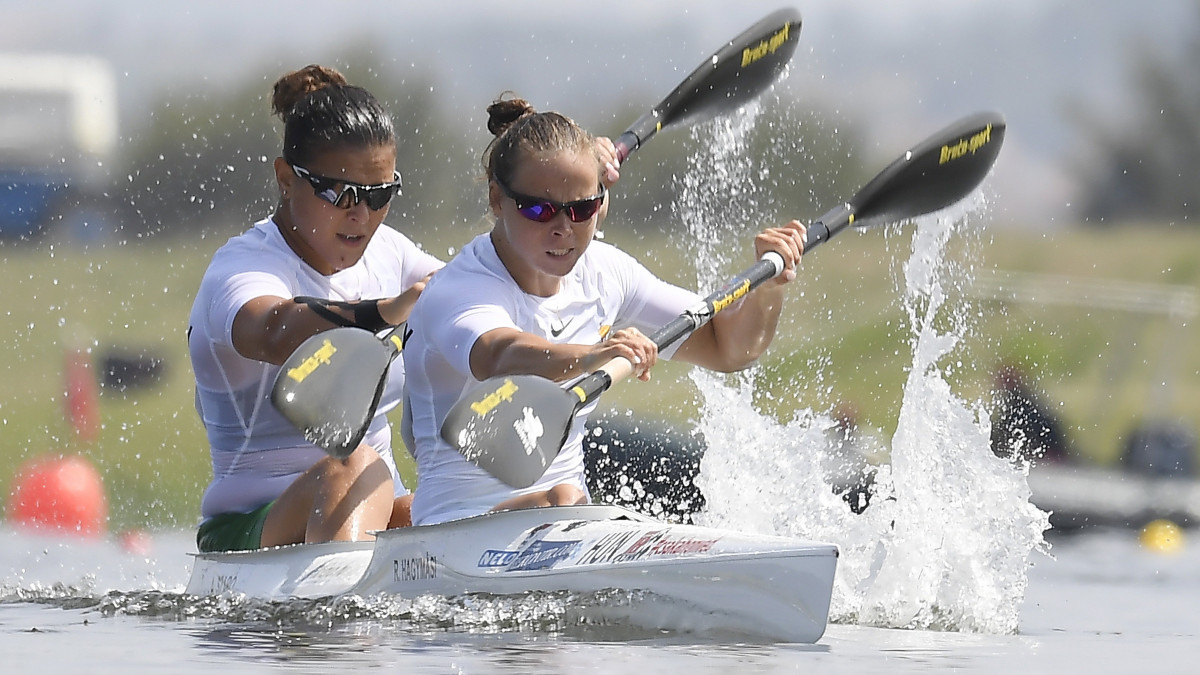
left=3, top=527, right=1197, bottom=672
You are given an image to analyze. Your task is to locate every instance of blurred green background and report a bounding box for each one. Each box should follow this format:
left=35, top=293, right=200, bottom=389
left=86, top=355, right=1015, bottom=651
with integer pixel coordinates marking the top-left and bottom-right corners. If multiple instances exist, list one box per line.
left=3, top=1, right=1199, bottom=532
left=2, top=223, right=1196, bottom=531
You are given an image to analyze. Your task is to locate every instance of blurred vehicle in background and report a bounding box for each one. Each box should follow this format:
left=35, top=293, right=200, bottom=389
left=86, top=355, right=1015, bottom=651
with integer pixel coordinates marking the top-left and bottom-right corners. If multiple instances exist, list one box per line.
left=0, top=54, right=117, bottom=243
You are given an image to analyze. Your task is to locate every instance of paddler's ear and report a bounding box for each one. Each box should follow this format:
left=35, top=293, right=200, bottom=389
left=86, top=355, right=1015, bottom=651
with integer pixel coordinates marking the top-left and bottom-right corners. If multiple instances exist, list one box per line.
left=273, top=157, right=295, bottom=201
left=488, top=178, right=503, bottom=219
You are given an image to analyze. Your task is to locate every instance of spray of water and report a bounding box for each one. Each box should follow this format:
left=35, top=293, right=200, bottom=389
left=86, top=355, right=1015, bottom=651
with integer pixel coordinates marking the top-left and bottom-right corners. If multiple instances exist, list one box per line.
left=854, top=205, right=1050, bottom=633
left=677, top=109, right=1050, bottom=634
left=4, top=102, right=1052, bottom=641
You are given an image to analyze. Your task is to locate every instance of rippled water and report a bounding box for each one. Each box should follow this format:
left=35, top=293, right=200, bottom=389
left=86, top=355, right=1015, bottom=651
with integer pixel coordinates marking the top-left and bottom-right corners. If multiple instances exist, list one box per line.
left=3, top=526, right=1199, bottom=672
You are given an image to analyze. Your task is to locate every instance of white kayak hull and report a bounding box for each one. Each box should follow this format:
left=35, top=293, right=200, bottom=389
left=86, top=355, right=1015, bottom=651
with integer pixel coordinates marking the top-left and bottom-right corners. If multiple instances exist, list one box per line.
left=186, top=504, right=838, bottom=642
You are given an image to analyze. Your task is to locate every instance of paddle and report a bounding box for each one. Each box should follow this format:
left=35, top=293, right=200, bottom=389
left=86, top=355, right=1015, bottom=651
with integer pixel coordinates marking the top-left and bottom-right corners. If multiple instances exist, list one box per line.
left=441, top=111, right=1008, bottom=488
left=270, top=324, right=406, bottom=458
left=613, top=7, right=802, bottom=162
left=268, top=8, right=803, bottom=459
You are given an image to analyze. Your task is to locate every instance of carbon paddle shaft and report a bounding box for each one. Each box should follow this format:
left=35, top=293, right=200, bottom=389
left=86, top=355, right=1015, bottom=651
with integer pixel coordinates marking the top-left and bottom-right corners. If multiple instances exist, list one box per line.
left=569, top=253, right=786, bottom=404
left=576, top=113, right=1009, bottom=405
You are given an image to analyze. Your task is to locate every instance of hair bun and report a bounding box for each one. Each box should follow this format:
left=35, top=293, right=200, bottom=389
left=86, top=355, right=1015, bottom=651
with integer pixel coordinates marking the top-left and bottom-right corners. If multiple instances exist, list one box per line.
left=271, top=64, right=349, bottom=122
left=486, top=94, right=536, bottom=137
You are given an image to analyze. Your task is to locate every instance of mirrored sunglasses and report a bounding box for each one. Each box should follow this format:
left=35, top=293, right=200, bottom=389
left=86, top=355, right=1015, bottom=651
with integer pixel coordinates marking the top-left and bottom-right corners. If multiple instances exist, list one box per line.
left=291, top=164, right=402, bottom=211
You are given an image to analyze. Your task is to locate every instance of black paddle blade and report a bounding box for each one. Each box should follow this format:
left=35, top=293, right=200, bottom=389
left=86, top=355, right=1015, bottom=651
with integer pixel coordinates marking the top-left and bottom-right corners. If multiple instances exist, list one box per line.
left=620, top=7, right=802, bottom=151
left=850, top=111, right=1006, bottom=228
left=440, top=375, right=579, bottom=488
left=271, top=327, right=396, bottom=459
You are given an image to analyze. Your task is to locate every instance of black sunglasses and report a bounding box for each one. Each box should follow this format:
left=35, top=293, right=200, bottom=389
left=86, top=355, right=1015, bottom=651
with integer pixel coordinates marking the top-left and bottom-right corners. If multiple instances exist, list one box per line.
left=291, top=164, right=402, bottom=211
left=496, top=175, right=606, bottom=223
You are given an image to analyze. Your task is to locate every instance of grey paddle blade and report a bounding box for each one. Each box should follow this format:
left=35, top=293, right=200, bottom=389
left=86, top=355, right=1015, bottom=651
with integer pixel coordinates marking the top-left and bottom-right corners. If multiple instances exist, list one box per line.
left=440, top=375, right=579, bottom=488
left=271, top=327, right=398, bottom=459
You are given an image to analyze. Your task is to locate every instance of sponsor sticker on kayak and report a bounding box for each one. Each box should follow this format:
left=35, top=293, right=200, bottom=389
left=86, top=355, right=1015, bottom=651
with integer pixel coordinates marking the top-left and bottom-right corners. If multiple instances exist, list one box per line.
left=577, top=529, right=719, bottom=565
left=478, top=549, right=519, bottom=567
left=491, top=520, right=726, bottom=572
left=506, top=539, right=581, bottom=571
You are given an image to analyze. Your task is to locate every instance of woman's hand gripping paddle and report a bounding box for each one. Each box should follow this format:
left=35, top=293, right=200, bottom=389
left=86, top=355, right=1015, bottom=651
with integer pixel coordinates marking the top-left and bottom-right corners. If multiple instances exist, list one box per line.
left=269, top=8, right=802, bottom=459
left=441, top=111, right=1007, bottom=488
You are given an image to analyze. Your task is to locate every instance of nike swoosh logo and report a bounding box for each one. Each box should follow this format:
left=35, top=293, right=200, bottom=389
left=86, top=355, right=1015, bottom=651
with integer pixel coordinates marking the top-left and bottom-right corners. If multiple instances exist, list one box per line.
left=550, top=318, right=573, bottom=338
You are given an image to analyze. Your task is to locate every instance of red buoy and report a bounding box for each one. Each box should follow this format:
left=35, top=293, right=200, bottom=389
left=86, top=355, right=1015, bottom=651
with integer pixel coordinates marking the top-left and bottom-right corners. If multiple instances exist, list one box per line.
left=7, top=454, right=108, bottom=537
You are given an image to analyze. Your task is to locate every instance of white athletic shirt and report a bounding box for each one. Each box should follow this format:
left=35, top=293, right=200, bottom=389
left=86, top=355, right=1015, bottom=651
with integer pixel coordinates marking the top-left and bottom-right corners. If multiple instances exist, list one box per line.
left=404, top=233, right=700, bottom=525
left=189, top=217, right=441, bottom=520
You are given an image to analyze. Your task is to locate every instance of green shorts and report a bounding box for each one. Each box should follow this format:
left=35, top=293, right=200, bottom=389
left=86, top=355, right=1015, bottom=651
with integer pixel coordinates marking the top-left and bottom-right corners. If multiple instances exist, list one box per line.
left=196, top=502, right=273, bottom=553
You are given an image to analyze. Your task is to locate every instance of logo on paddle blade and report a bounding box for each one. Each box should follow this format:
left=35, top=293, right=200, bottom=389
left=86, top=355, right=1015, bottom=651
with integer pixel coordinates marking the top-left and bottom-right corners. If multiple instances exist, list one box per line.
left=469, top=378, right=519, bottom=416
left=939, top=124, right=993, bottom=164
left=741, top=21, right=793, bottom=68
left=513, top=407, right=544, bottom=456
left=285, top=339, right=336, bottom=383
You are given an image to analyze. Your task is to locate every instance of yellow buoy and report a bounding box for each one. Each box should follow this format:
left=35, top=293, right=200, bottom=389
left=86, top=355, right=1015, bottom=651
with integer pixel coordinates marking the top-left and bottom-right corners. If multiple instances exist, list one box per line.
left=1140, top=519, right=1185, bottom=554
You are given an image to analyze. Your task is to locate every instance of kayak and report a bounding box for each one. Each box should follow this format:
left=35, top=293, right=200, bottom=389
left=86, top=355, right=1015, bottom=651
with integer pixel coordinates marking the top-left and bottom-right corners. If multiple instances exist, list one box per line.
left=186, top=503, right=838, bottom=642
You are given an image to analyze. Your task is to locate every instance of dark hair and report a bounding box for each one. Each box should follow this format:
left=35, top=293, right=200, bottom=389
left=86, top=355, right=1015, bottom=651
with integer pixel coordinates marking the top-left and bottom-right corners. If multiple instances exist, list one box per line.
left=484, top=93, right=596, bottom=186
left=271, top=64, right=395, bottom=166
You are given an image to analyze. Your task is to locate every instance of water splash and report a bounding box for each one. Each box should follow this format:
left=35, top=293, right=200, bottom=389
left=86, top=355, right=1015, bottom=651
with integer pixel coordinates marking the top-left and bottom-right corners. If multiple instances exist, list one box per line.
left=852, top=205, right=1050, bottom=633
left=679, top=115, right=1050, bottom=634
left=675, top=100, right=765, bottom=284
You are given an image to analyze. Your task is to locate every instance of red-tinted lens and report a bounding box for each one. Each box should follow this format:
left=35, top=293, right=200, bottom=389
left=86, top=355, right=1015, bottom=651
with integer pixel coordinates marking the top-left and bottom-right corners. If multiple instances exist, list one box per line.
left=563, top=196, right=603, bottom=222
left=513, top=194, right=603, bottom=223
left=499, top=175, right=605, bottom=224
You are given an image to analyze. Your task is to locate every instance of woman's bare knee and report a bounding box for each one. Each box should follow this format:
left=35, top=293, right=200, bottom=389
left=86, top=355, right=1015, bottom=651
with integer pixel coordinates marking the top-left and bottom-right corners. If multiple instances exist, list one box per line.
left=547, top=484, right=586, bottom=506
left=388, top=494, right=413, bottom=528
left=267, top=442, right=394, bottom=544
left=328, top=442, right=383, bottom=473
